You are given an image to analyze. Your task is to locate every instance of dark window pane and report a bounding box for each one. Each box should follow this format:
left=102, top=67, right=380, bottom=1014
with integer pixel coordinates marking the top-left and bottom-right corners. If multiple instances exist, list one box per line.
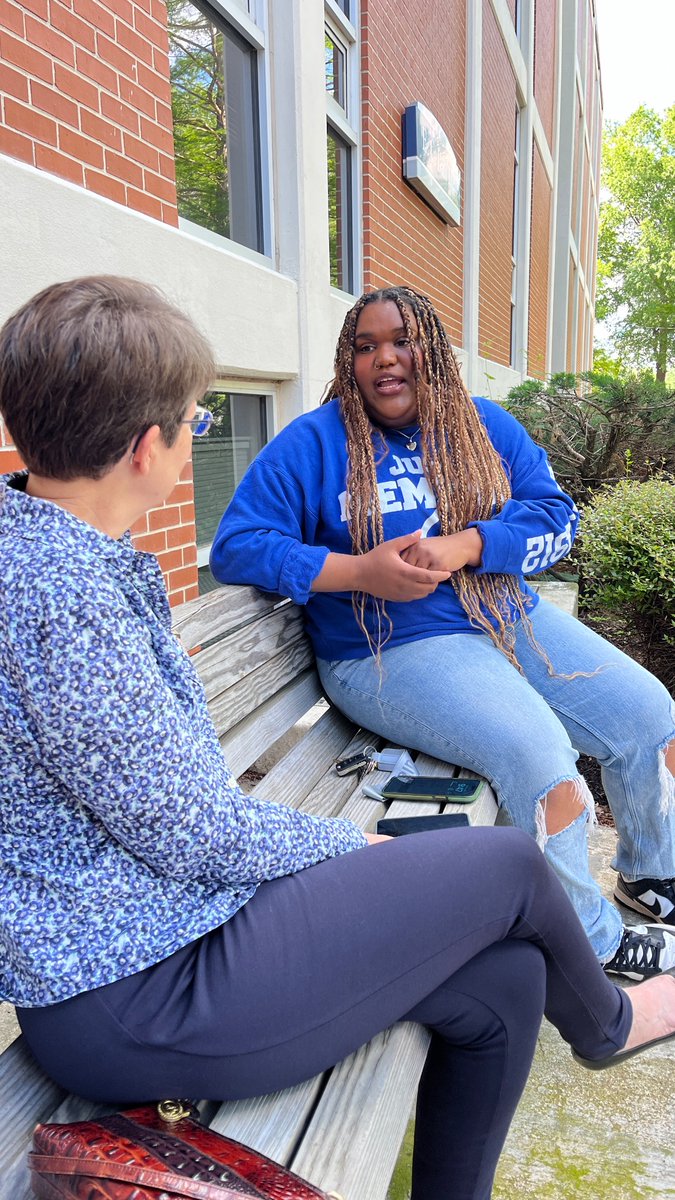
left=327, top=126, right=353, bottom=291
left=224, top=26, right=263, bottom=251
left=168, top=0, right=263, bottom=252
left=193, top=392, right=268, bottom=593
left=335, top=0, right=350, bottom=15
left=325, top=30, right=345, bottom=108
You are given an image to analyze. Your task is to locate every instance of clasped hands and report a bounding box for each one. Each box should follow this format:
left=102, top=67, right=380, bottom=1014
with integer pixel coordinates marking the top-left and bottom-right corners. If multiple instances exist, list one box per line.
left=357, top=527, right=483, bottom=602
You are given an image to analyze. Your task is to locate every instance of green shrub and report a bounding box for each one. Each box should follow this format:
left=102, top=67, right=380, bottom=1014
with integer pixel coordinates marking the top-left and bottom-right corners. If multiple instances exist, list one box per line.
left=578, top=477, right=675, bottom=688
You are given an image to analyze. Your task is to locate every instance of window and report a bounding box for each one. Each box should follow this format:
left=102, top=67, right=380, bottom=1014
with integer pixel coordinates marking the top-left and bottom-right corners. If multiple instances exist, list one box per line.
left=327, top=126, right=353, bottom=291
left=193, top=390, right=271, bottom=593
left=324, top=29, right=346, bottom=106
left=168, top=0, right=265, bottom=254
left=325, top=3, right=360, bottom=293
left=510, top=105, right=521, bottom=367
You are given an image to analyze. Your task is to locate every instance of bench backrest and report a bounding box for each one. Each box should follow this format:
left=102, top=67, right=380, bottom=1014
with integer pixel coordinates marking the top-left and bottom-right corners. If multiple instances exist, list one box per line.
left=172, top=585, right=321, bottom=777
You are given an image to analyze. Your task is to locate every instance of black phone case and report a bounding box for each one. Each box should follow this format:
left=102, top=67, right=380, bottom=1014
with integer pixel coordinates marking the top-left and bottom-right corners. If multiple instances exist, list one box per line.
left=377, top=813, right=470, bottom=837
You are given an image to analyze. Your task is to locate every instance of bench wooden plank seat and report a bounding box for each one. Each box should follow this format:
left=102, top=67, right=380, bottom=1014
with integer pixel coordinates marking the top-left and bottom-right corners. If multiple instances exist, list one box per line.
left=0, top=584, right=498, bottom=1200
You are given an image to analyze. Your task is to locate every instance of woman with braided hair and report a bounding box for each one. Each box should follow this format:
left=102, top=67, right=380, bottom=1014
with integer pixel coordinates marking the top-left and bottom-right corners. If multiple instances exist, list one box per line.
left=211, top=285, right=675, bottom=982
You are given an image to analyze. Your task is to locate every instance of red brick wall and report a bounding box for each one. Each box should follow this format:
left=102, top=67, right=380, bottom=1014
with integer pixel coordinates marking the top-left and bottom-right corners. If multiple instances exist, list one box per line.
left=533, top=0, right=555, bottom=151
left=0, top=435, right=198, bottom=603
left=527, top=142, right=551, bottom=379
left=0, top=426, right=24, bottom=475
left=361, top=0, right=465, bottom=344
left=131, top=459, right=199, bottom=603
left=478, top=0, right=517, bottom=366
left=0, top=0, right=178, bottom=223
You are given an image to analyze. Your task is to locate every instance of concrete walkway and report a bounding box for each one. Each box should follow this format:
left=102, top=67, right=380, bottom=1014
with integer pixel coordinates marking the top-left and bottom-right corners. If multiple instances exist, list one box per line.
left=387, top=824, right=675, bottom=1199
left=493, top=825, right=675, bottom=1198
left=0, top=998, right=18, bottom=1053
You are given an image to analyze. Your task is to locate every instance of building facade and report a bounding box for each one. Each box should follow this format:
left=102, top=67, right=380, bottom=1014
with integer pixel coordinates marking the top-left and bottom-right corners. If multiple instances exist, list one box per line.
left=0, top=0, right=602, bottom=602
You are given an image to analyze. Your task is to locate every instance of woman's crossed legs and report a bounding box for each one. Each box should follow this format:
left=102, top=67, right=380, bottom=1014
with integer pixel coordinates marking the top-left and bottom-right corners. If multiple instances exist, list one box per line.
left=19, top=829, right=630, bottom=1200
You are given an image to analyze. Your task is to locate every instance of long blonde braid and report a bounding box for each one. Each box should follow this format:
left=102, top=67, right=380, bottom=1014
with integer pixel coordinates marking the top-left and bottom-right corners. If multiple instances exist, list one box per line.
left=323, top=285, right=550, bottom=671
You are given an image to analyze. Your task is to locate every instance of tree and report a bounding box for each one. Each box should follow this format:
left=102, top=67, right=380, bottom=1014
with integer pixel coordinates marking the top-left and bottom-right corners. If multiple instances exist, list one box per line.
left=597, top=106, right=675, bottom=382
left=167, top=0, right=229, bottom=237
left=505, top=371, right=675, bottom=505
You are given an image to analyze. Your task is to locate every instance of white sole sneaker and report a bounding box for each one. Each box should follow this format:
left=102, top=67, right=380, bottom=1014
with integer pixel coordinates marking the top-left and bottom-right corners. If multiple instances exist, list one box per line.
left=603, top=924, right=675, bottom=980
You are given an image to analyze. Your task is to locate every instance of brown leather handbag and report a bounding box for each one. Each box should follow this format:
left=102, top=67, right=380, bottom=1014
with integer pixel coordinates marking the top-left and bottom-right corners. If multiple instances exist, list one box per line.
left=29, top=1100, right=344, bottom=1200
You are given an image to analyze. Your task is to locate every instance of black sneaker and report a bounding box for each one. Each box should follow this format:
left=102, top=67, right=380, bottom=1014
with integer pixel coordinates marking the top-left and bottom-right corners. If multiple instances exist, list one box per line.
left=603, top=924, right=675, bottom=980
left=614, top=874, right=675, bottom=925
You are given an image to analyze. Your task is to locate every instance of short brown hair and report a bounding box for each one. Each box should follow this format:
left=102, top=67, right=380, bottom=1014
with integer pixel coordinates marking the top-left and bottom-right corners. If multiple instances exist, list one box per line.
left=0, top=275, right=215, bottom=480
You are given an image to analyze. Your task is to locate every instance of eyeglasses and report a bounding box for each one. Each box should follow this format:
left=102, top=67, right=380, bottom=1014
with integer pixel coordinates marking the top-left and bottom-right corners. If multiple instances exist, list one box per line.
left=182, top=406, right=213, bottom=437
left=131, top=406, right=214, bottom=456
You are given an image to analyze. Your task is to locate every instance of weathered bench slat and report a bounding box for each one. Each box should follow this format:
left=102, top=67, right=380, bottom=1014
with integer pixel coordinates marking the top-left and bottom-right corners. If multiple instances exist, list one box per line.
left=0, top=1038, right=67, bottom=1197
left=209, top=638, right=315, bottom=739
left=291, top=1025, right=429, bottom=1200
left=220, top=669, right=324, bottom=778
left=250, top=709, right=365, bottom=810
left=173, top=585, right=286, bottom=652
left=197, top=605, right=306, bottom=702
left=208, top=1078, right=326, bottom=1165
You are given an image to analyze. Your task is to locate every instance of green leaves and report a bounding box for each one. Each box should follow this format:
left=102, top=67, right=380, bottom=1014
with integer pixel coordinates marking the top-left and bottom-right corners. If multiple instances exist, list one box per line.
left=598, top=105, right=675, bottom=380
left=579, top=478, right=675, bottom=679
left=168, top=0, right=229, bottom=238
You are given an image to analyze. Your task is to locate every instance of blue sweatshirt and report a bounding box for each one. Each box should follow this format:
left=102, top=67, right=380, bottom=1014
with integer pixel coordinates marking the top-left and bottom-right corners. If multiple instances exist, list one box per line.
left=210, top=397, right=579, bottom=661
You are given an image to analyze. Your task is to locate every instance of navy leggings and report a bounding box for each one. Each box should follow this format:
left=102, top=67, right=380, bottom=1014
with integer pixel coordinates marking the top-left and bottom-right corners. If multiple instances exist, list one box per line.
left=18, top=828, right=631, bottom=1200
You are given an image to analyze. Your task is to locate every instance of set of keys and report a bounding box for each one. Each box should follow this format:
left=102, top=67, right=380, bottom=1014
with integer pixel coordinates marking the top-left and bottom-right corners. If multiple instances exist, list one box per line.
left=335, top=745, right=378, bottom=781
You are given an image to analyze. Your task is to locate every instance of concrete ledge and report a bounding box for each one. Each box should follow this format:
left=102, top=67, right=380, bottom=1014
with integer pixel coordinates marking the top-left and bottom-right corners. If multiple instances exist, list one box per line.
left=530, top=580, right=578, bottom=617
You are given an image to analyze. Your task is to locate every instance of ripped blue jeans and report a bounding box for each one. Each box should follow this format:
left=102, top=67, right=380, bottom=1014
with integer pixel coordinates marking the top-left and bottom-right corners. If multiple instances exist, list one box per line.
left=317, top=598, right=675, bottom=962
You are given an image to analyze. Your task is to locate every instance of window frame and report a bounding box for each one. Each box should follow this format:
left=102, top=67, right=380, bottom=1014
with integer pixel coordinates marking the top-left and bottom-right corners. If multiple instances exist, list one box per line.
left=172, top=0, right=273, bottom=260
left=324, top=0, right=361, bottom=297
left=193, top=382, right=274, bottom=570
left=327, top=0, right=352, bottom=18
left=510, top=104, right=522, bottom=369
left=325, top=27, right=347, bottom=108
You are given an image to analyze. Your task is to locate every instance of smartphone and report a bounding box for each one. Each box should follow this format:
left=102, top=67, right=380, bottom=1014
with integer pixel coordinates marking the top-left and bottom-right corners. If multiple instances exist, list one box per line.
left=377, top=813, right=470, bottom=837
left=380, top=776, right=484, bottom=803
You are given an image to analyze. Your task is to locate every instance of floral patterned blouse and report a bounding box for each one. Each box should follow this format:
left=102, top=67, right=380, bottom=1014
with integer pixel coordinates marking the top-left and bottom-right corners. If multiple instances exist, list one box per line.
left=0, top=474, right=366, bottom=1007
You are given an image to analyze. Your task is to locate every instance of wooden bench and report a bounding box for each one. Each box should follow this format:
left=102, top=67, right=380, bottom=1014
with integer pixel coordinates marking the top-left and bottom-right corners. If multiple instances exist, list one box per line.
left=0, top=583, right=500, bottom=1200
